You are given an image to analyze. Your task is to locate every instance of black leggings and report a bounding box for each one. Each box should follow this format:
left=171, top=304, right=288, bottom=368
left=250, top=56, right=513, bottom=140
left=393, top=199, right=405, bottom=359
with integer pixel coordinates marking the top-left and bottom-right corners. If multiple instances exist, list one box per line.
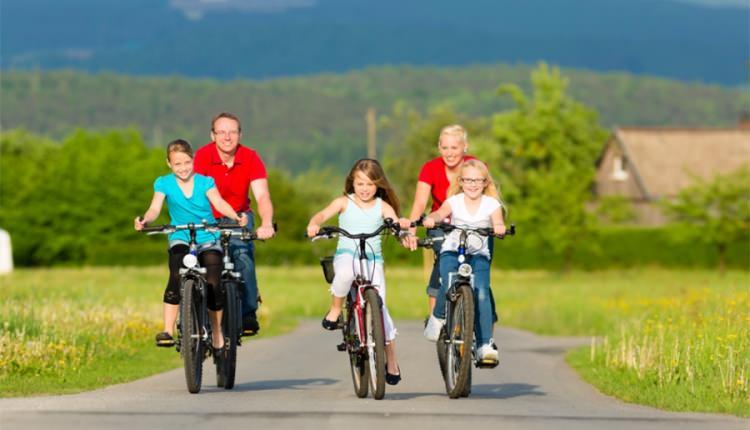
left=164, top=245, right=224, bottom=311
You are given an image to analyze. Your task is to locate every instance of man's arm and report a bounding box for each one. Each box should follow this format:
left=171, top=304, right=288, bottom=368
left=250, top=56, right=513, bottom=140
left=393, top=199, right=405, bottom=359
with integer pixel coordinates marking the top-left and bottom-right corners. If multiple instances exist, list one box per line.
left=250, top=178, right=275, bottom=239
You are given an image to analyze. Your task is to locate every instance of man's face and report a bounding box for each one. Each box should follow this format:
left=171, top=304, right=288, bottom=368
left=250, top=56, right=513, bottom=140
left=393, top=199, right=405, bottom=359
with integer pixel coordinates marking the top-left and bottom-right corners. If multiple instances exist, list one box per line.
left=211, top=117, right=242, bottom=155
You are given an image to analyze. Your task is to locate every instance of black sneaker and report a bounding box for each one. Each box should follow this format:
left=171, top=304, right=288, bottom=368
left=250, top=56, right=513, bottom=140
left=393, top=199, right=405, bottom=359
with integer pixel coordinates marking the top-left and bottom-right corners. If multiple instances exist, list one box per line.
left=242, top=313, right=260, bottom=337
left=155, top=332, right=175, bottom=347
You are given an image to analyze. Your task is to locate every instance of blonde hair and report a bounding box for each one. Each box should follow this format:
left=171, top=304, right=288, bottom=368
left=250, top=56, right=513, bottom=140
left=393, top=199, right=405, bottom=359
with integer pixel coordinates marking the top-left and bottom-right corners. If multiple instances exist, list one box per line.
left=447, top=159, right=500, bottom=199
left=438, top=124, right=468, bottom=145
left=344, top=158, right=401, bottom=216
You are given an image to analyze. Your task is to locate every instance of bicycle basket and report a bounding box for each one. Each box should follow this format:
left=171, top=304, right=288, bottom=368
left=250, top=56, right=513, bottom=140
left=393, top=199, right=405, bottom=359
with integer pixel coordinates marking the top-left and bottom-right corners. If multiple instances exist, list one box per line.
left=320, top=256, right=335, bottom=284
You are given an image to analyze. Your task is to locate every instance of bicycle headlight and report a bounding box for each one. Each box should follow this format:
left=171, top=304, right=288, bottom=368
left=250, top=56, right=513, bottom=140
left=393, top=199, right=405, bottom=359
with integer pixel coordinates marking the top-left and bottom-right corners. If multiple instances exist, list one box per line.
left=182, top=253, right=198, bottom=269
left=458, top=263, right=472, bottom=277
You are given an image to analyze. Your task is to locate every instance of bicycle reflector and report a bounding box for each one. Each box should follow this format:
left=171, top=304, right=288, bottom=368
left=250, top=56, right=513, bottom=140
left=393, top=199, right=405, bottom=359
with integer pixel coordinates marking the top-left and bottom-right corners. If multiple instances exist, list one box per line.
left=183, top=253, right=198, bottom=269
left=458, top=263, right=472, bottom=277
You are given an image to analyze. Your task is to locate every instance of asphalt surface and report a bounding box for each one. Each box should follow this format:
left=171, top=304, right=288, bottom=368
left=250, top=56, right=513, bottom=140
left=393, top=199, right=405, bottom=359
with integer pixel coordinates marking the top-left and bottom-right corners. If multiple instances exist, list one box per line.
left=1, top=321, right=747, bottom=430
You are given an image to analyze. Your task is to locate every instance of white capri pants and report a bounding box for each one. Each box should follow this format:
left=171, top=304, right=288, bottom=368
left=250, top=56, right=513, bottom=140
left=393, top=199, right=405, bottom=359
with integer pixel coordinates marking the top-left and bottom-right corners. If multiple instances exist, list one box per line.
left=331, top=254, right=397, bottom=342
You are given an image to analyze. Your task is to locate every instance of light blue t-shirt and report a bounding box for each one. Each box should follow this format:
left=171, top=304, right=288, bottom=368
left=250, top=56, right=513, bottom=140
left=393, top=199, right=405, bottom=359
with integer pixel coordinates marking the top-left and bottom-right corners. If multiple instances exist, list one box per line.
left=335, top=196, right=384, bottom=263
left=154, top=173, right=219, bottom=245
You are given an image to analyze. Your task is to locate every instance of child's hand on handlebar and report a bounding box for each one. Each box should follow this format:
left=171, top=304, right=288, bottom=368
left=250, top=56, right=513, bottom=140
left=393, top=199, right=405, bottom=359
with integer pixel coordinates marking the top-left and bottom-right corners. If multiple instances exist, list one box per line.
left=493, top=224, right=506, bottom=236
left=134, top=216, right=146, bottom=231
left=422, top=216, right=436, bottom=229
left=306, top=223, right=320, bottom=238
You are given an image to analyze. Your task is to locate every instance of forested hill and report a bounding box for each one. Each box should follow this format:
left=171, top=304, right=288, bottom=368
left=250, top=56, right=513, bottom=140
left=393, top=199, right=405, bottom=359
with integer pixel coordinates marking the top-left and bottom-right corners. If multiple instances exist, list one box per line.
left=1, top=0, right=747, bottom=85
left=1, top=64, right=745, bottom=173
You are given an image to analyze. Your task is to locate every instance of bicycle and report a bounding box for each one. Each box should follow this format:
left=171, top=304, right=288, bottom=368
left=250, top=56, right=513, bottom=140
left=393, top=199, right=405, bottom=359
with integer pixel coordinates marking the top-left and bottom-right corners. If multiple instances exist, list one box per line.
left=309, top=218, right=403, bottom=400
left=141, top=221, right=248, bottom=393
left=211, top=221, right=265, bottom=390
left=417, top=222, right=515, bottom=398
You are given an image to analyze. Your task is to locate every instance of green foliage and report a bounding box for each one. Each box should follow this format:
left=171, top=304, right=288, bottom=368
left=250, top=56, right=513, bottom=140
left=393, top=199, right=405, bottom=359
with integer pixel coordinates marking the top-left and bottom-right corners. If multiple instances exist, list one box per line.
left=1, top=66, right=744, bottom=173
left=476, top=64, right=608, bottom=269
left=661, top=167, right=750, bottom=272
left=0, top=129, right=164, bottom=265
left=596, top=195, right=638, bottom=224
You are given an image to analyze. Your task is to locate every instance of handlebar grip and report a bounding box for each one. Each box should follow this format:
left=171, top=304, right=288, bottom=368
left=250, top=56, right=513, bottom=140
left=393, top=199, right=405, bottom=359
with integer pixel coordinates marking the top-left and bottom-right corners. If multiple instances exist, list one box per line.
left=140, top=225, right=171, bottom=233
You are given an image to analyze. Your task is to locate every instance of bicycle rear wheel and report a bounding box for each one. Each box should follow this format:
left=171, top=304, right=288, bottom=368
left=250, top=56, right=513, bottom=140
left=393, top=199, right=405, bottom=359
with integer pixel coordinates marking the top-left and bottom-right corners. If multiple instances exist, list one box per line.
left=217, top=280, right=241, bottom=389
left=346, top=305, right=369, bottom=398
left=181, top=278, right=205, bottom=394
left=363, top=288, right=386, bottom=400
left=444, top=283, right=474, bottom=399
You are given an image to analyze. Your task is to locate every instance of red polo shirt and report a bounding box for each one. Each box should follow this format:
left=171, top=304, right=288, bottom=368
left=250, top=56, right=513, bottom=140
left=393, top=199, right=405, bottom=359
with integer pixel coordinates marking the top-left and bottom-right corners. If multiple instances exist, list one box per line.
left=417, top=155, right=478, bottom=212
left=194, top=142, right=267, bottom=218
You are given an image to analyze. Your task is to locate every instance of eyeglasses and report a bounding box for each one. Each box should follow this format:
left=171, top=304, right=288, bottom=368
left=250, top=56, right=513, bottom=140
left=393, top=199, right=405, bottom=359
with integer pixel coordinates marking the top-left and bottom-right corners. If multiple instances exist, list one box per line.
left=460, top=177, right=486, bottom=185
left=213, top=130, right=240, bottom=137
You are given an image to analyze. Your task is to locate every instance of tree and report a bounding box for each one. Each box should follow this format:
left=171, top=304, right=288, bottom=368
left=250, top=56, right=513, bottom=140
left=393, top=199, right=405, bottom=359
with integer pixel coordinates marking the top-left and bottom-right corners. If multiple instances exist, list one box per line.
left=662, top=167, right=750, bottom=274
left=474, top=64, right=607, bottom=270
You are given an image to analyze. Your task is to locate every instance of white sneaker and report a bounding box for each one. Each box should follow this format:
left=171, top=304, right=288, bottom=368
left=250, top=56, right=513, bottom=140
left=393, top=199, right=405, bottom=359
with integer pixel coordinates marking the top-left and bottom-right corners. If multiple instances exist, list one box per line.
left=478, top=343, right=499, bottom=362
left=423, top=315, right=445, bottom=342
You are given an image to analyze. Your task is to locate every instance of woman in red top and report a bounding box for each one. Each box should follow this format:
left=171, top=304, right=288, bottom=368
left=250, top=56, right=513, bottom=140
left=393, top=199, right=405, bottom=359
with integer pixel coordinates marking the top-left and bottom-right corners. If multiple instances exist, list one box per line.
left=404, top=124, right=479, bottom=313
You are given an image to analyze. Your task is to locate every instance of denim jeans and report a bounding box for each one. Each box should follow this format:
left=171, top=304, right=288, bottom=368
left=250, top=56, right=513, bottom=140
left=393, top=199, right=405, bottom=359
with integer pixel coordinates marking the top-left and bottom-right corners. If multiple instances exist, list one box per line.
left=222, top=214, right=259, bottom=317
left=434, top=252, right=494, bottom=345
left=425, top=228, right=445, bottom=298
left=428, top=230, right=498, bottom=323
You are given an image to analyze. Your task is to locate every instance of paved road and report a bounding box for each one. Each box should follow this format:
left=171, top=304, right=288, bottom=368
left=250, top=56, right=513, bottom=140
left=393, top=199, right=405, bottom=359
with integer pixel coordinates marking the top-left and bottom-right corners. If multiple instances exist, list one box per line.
left=1, top=321, right=747, bottom=430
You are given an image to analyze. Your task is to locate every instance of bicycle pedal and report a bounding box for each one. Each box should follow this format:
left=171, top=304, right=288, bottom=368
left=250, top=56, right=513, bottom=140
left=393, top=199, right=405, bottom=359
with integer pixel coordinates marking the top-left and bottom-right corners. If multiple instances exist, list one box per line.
left=336, top=342, right=347, bottom=352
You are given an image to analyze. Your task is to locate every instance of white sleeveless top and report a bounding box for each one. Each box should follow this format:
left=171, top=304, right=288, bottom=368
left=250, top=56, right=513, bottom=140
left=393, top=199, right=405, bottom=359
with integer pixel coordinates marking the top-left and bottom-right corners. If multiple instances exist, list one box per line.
left=335, top=196, right=384, bottom=262
left=440, top=193, right=501, bottom=258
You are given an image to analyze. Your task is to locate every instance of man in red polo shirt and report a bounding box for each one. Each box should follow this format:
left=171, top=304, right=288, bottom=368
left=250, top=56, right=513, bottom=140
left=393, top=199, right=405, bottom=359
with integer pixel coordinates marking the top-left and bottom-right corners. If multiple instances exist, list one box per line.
left=194, top=112, right=275, bottom=336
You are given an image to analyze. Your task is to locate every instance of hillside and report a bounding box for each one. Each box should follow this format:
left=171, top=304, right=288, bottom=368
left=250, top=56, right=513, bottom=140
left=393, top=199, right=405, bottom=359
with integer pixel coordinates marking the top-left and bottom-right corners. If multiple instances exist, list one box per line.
left=1, top=0, right=747, bottom=85
left=1, top=64, right=745, bottom=172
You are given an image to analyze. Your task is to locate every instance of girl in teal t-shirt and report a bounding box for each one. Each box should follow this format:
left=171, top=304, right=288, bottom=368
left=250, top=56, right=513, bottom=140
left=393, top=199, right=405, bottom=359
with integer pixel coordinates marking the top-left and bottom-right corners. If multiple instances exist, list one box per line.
left=135, top=139, right=247, bottom=350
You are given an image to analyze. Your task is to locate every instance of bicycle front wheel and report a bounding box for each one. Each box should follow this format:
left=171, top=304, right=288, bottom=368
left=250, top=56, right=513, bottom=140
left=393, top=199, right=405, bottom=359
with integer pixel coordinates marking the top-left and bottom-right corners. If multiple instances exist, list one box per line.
left=363, top=288, right=386, bottom=400
left=218, top=280, right=241, bottom=389
left=181, top=278, right=206, bottom=394
left=444, top=283, right=474, bottom=399
left=346, top=307, right=369, bottom=398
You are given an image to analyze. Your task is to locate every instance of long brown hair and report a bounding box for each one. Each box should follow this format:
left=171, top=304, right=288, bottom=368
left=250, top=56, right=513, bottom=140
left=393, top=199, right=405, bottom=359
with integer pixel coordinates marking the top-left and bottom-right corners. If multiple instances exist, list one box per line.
left=166, top=139, right=193, bottom=160
left=447, top=159, right=500, bottom=199
left=344, top=158, right=401, bottom=216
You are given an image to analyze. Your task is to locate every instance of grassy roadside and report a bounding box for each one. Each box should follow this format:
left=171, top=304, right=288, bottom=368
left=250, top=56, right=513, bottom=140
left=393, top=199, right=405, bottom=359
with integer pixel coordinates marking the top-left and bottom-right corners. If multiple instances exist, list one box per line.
left=1, top=266, right=747, bottom=417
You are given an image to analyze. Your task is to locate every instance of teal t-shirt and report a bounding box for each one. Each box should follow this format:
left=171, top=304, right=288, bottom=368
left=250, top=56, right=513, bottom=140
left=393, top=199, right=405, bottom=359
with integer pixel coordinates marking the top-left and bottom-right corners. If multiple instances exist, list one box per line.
left=154, top=173, right=219, bottom=245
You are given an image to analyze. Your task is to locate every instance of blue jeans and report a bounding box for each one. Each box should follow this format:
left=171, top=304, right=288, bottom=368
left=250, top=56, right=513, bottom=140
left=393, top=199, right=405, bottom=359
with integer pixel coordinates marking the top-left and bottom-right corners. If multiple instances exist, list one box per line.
left=425, top=228, right=444, bottom=298
left=434, top=252, right=494, bottom=345
left=428, top=231, right=498, bottom=323
left=222, top=214, right=259, bottom=317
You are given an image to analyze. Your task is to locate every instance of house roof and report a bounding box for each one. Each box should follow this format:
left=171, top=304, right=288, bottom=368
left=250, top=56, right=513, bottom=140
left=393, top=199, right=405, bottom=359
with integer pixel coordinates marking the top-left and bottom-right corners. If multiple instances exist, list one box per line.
left=605, top=127, right=750, bottom=199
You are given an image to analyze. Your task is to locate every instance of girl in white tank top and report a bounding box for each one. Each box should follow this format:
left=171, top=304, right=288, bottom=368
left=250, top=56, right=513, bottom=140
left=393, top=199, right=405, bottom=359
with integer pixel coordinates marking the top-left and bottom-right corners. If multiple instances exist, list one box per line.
left=306, top=159, right=410, bottom=384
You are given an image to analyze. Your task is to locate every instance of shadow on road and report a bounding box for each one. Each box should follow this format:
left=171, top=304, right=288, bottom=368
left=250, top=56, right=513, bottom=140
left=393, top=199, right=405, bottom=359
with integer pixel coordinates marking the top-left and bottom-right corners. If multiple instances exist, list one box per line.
left=388, top=383, right=544, bottom=400
left=230, top=378, right=338, bottom=392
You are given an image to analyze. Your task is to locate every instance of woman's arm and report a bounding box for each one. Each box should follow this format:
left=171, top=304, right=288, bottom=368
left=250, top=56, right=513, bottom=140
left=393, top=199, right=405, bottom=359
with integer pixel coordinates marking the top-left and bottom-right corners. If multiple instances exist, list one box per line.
left=206, top=188, right=247, bottom=226
left=402, top=181, right=432, bottom=250
left=134, top=192, right=165, bottom=230
left=306, top=196, right=346, bottom=237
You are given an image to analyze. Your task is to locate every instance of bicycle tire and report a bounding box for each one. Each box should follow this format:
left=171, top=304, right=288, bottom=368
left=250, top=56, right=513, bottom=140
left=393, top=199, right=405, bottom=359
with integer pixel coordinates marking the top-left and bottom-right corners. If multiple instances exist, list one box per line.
left=363, top=288, right=386, bottom=400
left=346, top=308, right=369, bottom=398
left=444, top=283, right=474, bottom=399
left=218, top=280, right=241, bottom=389
left=181, top=278, right=205, bottom=394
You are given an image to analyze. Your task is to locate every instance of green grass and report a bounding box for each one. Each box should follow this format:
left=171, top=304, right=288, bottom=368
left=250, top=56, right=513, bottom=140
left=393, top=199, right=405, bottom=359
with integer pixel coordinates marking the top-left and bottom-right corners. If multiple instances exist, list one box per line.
left=1, top=266, right=747, bottom=417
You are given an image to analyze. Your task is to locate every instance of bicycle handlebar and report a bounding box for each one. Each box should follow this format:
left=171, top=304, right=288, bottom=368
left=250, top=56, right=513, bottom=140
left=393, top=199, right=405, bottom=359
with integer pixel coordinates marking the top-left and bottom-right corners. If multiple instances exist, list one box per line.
left=138, top=221, right=275, bottom=242
left=309, top=218, right=402, bottom=241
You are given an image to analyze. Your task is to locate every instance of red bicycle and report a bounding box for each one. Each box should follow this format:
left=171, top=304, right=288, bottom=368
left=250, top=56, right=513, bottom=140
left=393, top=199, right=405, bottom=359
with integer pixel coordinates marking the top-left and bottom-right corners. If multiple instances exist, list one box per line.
left=311, top=219, right=402, bottom=400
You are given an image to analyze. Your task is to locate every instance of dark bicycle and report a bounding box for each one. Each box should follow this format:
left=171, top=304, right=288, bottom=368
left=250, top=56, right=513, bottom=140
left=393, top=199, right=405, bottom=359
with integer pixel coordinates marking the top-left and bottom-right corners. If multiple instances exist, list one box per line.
left=211, top=221, right=266, bottom=390
left=310, top=219, right=403, bottom=400
left=141, top=222, right=220, bottom=393
left=417, top=222, right=515, bottom=398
